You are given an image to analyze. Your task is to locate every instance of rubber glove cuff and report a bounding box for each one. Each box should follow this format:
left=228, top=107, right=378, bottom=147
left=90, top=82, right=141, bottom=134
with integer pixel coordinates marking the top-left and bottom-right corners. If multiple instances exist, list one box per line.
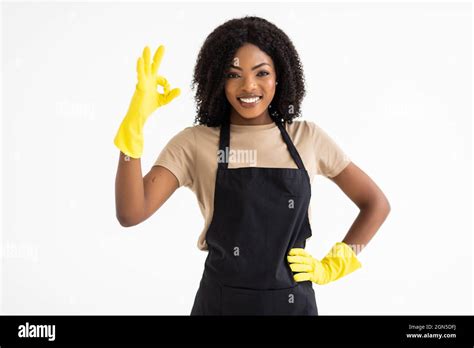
left=114, top=88, right=151, bottom=159
left=288, top=242, right=362, bottom=285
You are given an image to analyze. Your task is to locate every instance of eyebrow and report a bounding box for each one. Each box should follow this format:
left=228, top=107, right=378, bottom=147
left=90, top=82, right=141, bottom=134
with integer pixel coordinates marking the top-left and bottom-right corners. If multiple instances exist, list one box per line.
left=229, top=62, right=271, bottom=71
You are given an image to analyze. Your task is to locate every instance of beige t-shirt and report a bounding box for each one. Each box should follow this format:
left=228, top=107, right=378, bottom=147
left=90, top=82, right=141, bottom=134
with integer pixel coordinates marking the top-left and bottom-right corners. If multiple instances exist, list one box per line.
left=153, top=120, right=351, bottom=251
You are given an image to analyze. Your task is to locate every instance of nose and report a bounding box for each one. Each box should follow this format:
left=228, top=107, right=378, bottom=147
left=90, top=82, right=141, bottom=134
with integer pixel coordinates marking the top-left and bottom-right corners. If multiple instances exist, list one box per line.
left=241, top=75, right=257, bottom=92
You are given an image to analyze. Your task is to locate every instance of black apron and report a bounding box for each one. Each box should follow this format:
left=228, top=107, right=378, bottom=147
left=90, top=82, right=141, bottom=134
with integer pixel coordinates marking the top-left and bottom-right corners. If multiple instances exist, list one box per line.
left=190, top=120, right=318, bottom=315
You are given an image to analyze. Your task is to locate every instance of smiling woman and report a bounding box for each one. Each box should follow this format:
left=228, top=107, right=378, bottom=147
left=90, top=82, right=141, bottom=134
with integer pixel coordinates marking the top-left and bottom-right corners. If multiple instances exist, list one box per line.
left=191, top=16, right=306, bottom=126
left=114, top=15, right=390, bottom=316
left=225, top=44, right=277, bottom=124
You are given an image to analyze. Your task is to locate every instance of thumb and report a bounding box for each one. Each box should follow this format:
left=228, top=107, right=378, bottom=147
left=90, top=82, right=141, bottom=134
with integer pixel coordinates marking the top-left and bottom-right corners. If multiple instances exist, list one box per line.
left=157, top=87, right=181, bottom=107
left=165, top=87, right=181, bottom=102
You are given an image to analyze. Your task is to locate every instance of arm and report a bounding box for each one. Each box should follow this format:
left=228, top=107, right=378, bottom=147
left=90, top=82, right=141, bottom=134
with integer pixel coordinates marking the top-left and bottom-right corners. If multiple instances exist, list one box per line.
left=330, top=161, right=391, bottom=254
left=288, top=158, right=390, bottom=285
left=115, top=153, right=179, bottom=227
left=113, top=45, right=181, bottom=227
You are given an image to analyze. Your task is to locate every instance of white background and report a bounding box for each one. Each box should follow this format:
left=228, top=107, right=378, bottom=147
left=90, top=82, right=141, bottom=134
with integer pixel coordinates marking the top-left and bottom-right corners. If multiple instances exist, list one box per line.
left=1, top=2, right=472, bottom=315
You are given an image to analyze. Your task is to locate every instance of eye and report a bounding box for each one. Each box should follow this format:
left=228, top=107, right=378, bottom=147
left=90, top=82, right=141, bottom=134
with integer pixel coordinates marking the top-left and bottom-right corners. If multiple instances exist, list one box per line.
left=226, top=72, right=240, bottom=79
left=257, top=71, right=270, bottom=77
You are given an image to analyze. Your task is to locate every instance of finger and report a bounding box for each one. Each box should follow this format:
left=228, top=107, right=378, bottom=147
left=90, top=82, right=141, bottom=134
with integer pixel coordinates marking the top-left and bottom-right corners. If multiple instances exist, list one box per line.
left=289, top=263, right=312, bottom=273
left=137, top=57, right=145, bottom=80
left=157, top=76, right=171, bottom=95
left=157, top=75, right=169, bottom=88
left=143, top=46, right=151, bottom=75
left=166, top=87, right=181, bottom=101
left=158, top=87, right=181, bottom=106
left=287, top=255, right=312, bottom=265
left=151, top=45, right=165, bottom=76
left=288, top=248, right=310, bottom=257
left=294, top=273, right=312, bottom=282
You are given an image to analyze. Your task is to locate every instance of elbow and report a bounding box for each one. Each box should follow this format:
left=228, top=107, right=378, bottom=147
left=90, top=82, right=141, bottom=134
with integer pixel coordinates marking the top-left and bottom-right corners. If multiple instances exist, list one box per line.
left=385, top=198, right=391, bottom=216
left=360, top=193, right=391, bottom=217
left=116, top=212, right=143, bottom=228
left=380, top=192, right=391, bottom=216
left=117, top=217, right=136, bottom=228
left=375, top=194, right=391, bottom=219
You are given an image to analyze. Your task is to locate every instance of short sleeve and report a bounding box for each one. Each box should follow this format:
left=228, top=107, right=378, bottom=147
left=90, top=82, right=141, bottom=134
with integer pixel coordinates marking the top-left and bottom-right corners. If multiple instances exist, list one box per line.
left=153, top=126, right=196, bottom=188
left=310, top=122, right=351, bottom=178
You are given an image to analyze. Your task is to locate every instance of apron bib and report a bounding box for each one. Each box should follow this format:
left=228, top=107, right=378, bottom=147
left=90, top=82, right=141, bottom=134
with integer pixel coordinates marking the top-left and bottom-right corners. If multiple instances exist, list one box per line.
left=191, top=120, right=318, bottom=315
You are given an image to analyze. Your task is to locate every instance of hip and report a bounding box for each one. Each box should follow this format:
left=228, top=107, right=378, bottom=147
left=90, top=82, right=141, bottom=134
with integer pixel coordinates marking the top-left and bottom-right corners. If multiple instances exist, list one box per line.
left=190, top=271, right=318, bottom=316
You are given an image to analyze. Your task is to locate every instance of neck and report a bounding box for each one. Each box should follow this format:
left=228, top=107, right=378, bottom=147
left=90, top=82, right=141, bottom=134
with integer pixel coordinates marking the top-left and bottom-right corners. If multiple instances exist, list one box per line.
left=229, top=109, right=273, bottom=126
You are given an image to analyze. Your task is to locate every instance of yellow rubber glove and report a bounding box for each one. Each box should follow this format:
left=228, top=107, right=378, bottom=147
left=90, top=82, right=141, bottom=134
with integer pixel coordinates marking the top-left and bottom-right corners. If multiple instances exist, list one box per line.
left=114, top=45, right=181, bottom=158
left=287, top=242, right=362, bottom=285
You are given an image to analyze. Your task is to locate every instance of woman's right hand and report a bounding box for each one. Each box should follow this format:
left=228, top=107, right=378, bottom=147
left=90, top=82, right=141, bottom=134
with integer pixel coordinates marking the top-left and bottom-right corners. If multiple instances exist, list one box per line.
left=133, top=45, right=181, bottom=119
left=114, top=45, right=181, bottom=159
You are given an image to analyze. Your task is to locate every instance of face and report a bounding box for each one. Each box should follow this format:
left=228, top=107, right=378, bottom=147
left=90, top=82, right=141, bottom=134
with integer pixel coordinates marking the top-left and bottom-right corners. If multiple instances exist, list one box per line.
left=224, top=43, right=277, bottom=124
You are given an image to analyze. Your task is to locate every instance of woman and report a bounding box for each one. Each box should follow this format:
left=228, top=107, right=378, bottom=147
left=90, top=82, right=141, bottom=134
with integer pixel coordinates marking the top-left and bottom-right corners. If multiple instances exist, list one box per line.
left=114, top=16, right=390, bottom=315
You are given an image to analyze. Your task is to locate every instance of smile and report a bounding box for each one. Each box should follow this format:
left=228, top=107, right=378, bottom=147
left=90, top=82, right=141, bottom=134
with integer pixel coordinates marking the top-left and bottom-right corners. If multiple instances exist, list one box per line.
left=237, top=96, right=262, bottom=108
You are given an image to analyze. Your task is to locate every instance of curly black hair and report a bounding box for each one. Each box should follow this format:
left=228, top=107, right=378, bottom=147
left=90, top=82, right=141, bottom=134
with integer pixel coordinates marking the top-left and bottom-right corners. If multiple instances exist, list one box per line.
left=191, top=16, right=306, bottom=127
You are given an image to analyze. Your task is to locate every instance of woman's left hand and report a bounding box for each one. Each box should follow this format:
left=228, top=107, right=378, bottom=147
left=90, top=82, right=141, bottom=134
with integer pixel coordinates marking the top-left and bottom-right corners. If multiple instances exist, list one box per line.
left=287, top=242, right=362, bottom=285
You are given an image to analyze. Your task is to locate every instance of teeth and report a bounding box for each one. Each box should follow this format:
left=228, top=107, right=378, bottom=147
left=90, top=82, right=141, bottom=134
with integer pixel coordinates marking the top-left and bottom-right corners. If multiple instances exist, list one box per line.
left=239, top=97, right=261, bottom=103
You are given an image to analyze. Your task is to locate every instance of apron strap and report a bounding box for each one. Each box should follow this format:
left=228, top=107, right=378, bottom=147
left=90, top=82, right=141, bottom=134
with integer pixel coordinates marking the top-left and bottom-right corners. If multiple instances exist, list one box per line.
left=218, top=120, right=231, bottom=169
left=276, top=122, right=306, bottom=171
left=218, top=120, right=306, bottom=171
